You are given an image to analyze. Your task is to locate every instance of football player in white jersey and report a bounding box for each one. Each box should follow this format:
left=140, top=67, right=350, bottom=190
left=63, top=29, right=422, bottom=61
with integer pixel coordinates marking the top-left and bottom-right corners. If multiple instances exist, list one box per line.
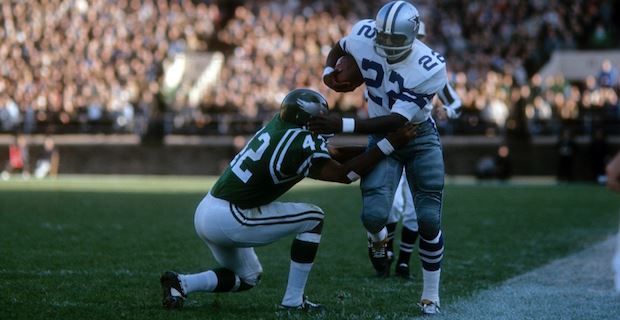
left=386, top=20, right=462, bottom=281
left=309, top=1, right=447, bottom=315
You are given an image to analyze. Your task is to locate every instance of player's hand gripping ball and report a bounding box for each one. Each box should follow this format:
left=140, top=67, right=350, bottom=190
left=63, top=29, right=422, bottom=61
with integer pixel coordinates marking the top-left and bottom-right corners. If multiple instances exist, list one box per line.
left=323, top=55, right=364, bottom=92
left=334, top=55, right=364, bottom=89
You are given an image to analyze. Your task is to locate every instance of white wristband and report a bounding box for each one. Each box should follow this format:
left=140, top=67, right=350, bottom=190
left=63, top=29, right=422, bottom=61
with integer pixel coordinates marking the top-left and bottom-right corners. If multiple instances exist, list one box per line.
left=376, top=138, right=395, bottom=156
left=346, top=171, right=361, bottom=182
left=322, top=66, right=335, bottom=78
left=342, top=118, right=355, bottom=133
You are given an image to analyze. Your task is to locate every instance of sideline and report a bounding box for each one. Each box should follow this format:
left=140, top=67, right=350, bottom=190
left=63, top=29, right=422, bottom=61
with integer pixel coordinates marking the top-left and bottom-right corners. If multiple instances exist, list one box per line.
left=439, top=234, right=620, bottom=320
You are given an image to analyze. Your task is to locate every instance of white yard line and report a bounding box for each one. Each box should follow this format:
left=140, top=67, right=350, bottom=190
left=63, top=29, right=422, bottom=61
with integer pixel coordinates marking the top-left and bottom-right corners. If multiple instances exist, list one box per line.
left=439, top=234, right=620, bottom=320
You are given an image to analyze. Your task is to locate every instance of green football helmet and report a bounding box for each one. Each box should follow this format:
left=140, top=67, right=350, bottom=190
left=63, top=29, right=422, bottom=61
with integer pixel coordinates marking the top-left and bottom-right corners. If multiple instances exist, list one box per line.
left=280, top=88, right=328, bottom=126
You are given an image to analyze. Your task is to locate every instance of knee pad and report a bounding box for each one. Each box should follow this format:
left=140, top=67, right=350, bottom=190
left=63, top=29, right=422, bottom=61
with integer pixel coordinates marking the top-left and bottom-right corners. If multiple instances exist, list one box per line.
left=361, top=211, right=389, bottom=234
left=238, top=273, right=261, bottom=291
left=413, top=191, right=442, bottom=238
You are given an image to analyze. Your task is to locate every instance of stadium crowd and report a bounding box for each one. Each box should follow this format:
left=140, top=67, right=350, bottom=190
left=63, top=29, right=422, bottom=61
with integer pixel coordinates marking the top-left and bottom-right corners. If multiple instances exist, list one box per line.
left=0, top=0, right=618, bottom=136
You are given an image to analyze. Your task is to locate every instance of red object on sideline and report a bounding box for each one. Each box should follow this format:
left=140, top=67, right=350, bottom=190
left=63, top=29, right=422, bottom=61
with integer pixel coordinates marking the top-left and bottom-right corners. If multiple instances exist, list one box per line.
left=9, top=145, right=23, bottom=169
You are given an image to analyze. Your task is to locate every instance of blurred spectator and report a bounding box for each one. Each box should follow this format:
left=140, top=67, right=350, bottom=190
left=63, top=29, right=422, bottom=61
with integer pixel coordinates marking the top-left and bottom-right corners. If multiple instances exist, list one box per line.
left=0, top=0, right=618, bottom=136
left=590, top=127, right=609, bottom=181
left=598, top=59, right=619, bottom=88
left=34, top=135, right=59, bottom=179
left=1, top=133, right=29, bottom=180
left=556, top=127, right=576, bottom=182
left=474, top=144, right=512, bottom=181
left=0, top=0, right=219, bottom=134
left=475, top=155, right=496, bottom=180
left=495, top=145, right=512, bottom=181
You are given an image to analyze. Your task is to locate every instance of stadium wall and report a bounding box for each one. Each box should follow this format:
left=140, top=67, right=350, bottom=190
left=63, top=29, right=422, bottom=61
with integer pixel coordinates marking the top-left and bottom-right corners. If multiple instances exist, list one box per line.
left=0, top=135, right=618, bottom=179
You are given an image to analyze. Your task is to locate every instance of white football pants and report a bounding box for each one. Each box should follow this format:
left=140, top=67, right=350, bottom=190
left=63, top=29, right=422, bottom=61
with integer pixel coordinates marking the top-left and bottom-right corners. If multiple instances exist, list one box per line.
left=194, top=193, right=324, bottom=284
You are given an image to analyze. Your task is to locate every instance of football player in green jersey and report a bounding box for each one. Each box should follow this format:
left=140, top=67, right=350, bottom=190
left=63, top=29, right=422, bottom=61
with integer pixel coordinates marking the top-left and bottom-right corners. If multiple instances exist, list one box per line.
left=160, top=89, right=416, bottom=314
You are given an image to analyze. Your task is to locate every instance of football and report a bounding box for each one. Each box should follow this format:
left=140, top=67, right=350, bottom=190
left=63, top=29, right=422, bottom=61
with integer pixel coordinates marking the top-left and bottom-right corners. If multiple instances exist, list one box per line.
left=334, top=55, right=364, bottom=88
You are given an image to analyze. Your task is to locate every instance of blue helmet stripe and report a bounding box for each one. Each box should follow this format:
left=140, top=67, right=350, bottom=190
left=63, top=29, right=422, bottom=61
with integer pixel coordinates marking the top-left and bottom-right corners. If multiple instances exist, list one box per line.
left=391, top=2, right=406, bottom=33
left=382, top=1, right=397, bottom=31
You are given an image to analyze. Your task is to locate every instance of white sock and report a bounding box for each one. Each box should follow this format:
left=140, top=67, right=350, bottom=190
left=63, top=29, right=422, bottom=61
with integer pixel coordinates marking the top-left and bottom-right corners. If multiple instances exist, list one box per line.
left=421, top=268, right=441, bottom=304
left=281, top=261, right=313, bottom=307
left=368, top=227, right=388, bottom=243
left=179, top=271, right=218, bottom=294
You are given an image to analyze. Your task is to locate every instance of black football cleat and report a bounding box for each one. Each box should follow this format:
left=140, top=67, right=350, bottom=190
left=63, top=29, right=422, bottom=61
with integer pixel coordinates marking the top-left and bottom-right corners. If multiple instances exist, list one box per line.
left=160, top=271, right=186, bottom=310
left=368, top=238, right=390, bottom=277
left=395, top=262, right=411, bottom=279
left=279, top=296, right=326, bottom=315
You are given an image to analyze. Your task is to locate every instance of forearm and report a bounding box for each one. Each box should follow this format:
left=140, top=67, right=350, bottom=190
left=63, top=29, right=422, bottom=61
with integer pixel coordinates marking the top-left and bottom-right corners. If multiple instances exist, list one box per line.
left=311, top=134, right=408, bottom=184
left=340, top=147, right=386, bottom=179
left=325, top=42, right=346, bottom=68
left=347, top=114, right=408, bottom=134
left=328, top=146, right=366, bottom=163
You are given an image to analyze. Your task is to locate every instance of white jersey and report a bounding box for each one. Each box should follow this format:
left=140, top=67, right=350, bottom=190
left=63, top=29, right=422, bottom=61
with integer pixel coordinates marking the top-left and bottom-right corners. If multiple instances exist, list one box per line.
left=340, top=19, right=447, bottom=124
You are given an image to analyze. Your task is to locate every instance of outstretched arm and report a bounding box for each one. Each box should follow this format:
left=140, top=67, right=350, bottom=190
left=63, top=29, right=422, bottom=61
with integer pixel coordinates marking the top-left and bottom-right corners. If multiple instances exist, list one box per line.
left=308, top=113, right=408, bottom=135
left=328, top=145, right=366, bottom=163
left=309, top=123, right=416, bottom=184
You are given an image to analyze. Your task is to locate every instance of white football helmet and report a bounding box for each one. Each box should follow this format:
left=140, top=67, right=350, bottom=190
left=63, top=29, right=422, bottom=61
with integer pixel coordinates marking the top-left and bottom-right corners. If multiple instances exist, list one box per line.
left=374, top=1, right=421, bottom=61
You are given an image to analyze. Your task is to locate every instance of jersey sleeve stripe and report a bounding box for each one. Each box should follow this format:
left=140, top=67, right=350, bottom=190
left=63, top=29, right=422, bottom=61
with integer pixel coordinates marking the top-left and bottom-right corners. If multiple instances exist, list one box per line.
left=297, top=156, right=313, bottom=176
left=296, top=152, right=330, bottom=176
left=269, top=129, right=302, bottom=184
left=276, top=130, right=302, bottom=174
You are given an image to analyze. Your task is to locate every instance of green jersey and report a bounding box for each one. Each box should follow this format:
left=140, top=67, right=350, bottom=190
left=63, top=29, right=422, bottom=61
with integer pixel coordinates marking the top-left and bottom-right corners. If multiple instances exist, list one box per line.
left=210, top=114, right=331, bottom=208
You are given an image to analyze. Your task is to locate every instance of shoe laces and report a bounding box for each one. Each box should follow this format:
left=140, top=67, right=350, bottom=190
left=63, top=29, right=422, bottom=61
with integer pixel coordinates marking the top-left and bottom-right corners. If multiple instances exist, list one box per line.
left=418, top=299, right=440, bottom=313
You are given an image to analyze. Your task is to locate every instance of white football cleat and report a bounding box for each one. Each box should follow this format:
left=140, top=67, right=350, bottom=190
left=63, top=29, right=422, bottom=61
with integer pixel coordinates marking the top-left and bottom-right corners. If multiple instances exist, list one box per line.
left=419, top=299, right=440, bottom=315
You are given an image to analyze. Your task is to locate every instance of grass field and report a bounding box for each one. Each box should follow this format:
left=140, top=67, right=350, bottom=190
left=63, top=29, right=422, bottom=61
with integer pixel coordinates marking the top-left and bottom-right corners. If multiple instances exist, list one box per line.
left=1, top=176, right=619, bottom=319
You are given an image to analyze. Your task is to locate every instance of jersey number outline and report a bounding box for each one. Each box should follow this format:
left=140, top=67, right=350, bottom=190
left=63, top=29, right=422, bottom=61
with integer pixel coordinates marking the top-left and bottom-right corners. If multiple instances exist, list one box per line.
left=418, top=51, right=445, bottom=71
left=362, top=58, right=435, bottom=109
left=231, top=132, right=270, bottom=183
left=357, top=24, right=376, bottom=39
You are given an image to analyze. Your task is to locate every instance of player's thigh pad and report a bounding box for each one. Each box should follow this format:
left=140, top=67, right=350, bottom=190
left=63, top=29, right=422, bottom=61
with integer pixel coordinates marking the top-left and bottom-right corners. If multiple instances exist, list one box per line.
left=361, top=156, right=402, bottom=232
left=404, top=127, right=444, bottom=237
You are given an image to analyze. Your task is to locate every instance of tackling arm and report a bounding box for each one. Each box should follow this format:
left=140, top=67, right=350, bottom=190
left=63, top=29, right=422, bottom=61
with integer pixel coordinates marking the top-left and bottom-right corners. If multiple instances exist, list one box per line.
left=309, top=123, right=416, bottom=183
left=308, top=112, right=408, bottom=134
left=352, top=113, right=408, bottom=134
left=328, top=145, right=366, bottom=163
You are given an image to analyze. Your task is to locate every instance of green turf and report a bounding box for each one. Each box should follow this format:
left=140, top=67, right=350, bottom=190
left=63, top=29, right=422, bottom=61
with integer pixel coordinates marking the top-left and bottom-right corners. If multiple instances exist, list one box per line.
left=1, top=177, right=619, bottom=319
